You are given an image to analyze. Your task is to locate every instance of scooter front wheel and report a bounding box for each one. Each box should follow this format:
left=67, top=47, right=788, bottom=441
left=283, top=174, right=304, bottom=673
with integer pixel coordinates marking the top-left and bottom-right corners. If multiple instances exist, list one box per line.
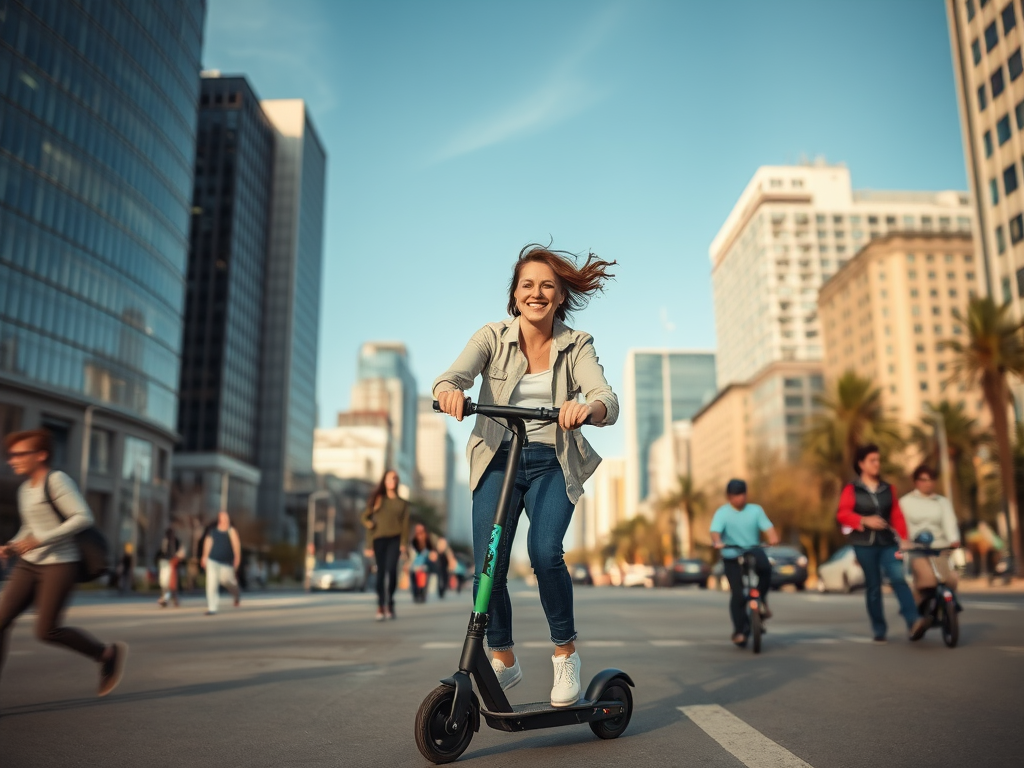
left=750, top=610, right=763, bottom=654
left=415, top=685, right=474, bottom=764
left=590, top=680, right=633, bottom=740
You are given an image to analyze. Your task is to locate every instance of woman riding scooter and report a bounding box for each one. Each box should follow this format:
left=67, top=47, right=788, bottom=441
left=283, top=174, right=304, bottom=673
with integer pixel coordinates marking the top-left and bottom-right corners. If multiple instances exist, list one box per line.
left=434, top=243, right=618, bottom=708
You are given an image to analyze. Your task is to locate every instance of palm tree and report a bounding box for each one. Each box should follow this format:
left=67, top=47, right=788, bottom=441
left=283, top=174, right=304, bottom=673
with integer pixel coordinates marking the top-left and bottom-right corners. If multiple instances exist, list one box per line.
left=654, top=475, right=705, bottom=559
left=802, top=370, right=904, bottom=483
left=944, top=296, right=1024, bottom=570
left=909, top=400, right=988, bottom=522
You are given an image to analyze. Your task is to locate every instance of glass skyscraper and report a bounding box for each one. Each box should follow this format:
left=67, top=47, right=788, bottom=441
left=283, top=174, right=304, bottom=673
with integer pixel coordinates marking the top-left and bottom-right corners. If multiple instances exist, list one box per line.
left=623, top=350, right=716, bottom=506
left=0, top=0, right=204, bottom=561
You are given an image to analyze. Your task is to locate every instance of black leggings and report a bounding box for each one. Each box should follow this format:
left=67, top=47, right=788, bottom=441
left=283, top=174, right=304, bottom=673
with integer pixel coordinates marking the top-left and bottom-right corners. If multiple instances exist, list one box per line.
left=0, top=561, right=106, bottom=686
left=722, top=551, right=772, bottom=635
left=373, top=536, right=401, bottom=610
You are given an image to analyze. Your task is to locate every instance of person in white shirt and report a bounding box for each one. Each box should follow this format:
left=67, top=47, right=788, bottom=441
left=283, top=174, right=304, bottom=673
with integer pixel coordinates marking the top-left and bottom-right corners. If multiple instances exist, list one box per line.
left=899, top=465, right=960, bottom=594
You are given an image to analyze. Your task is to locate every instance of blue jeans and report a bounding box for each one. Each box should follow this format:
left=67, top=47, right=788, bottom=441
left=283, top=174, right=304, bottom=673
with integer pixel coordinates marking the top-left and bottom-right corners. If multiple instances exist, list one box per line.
left=854, top=545, right=919, bottom=638
left=472, top=443, right=577, bottom=651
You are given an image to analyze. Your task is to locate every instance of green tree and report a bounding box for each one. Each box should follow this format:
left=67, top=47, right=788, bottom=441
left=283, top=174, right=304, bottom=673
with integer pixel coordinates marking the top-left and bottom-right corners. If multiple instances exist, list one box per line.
left=802, top=370, right=904, bottom=483
left=653, top=475, right=705, bottom=559
left=944, top=296, right=1024, bottom=571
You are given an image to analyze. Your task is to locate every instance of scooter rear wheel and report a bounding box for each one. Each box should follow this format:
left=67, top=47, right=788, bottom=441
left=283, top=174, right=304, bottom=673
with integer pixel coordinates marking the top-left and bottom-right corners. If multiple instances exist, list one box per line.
left=941, top=604, right=959, bottom=648
left=589, top=681, right=633, bottom=740
left=415, top=685, right=474, bottom=764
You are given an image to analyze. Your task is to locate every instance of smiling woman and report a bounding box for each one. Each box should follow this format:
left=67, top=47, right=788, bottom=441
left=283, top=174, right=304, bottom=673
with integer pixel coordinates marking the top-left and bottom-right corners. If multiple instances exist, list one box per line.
left=433, top=243, right=618, bottom=708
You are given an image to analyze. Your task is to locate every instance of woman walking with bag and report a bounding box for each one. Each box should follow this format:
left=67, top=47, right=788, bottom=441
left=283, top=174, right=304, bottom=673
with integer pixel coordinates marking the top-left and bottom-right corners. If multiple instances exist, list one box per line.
left=362, top=469, right=409, bottom=620
left=0, top=429, right=128, bottom=698
left=434, top=244, right=618, bottom=707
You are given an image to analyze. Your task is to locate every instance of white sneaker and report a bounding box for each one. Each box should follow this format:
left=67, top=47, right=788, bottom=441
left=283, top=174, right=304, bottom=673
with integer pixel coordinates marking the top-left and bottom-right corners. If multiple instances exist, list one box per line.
left=491, top=656, right=522, bottom=691
left=550, top=651, right=581, bottom=707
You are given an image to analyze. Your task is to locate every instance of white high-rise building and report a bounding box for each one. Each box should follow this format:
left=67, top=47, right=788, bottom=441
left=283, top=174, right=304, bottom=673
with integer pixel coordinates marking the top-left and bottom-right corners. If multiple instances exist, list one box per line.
left=416, top=396, right=454, bottom=531
left=578, top=457, right=627, bottom=552
left=710, top=163, right=972, bottom=389
left=312, top=412, right=392, bottom=484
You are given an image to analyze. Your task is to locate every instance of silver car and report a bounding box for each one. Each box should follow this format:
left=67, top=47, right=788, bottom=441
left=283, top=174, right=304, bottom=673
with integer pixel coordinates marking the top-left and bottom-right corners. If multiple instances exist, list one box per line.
left=310, top=556, right=367, bottom=592
left=816, top=546, right=865, bottom=593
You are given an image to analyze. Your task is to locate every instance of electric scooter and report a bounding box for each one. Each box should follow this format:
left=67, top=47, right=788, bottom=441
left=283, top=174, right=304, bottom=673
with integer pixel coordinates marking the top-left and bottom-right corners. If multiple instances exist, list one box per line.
left=414, top=400, right=635, bottom=764
left=905, top=531, right=961, bottom=648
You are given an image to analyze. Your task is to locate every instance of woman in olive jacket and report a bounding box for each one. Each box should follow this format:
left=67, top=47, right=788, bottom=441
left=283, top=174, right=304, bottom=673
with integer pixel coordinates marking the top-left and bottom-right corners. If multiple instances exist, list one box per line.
left=434, top=244, right=618, bottom=708
left=362, top=469, right=409, bottom=621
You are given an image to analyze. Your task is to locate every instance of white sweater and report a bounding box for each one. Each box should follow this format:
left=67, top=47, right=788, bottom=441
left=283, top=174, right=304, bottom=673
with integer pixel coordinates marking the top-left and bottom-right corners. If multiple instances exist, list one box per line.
left=13, top=471, right=93, bottom=564
left=898, top=490, right=960, bottom=548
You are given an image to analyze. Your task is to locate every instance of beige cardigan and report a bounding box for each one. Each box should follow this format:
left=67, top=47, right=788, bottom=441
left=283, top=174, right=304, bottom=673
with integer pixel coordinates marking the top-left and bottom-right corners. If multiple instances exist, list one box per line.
left=432, top=317, right=618, bottom=504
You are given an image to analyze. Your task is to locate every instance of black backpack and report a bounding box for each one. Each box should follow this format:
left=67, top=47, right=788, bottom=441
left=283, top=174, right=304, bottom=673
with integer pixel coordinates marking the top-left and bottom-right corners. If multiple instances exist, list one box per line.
left=43, top=471, right=110, bottom=583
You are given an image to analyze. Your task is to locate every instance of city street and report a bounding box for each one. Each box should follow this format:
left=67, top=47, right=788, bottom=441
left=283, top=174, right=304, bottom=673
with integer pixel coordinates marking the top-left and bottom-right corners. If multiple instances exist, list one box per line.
left=1, top=583, right=1022, bottom=768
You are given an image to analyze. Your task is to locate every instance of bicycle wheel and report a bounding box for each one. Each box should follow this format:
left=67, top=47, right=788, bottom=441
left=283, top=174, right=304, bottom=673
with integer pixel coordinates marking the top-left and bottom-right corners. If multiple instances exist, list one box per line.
left=750, top=608, right=762, bottom=654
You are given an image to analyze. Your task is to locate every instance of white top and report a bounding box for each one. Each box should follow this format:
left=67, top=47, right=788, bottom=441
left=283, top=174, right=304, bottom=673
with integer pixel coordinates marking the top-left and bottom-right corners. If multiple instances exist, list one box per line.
left=899, top=490, right=960, bottom=548
left=14, top=471, right=93, bottom=564
left=506, top=369, right=556, bottom=445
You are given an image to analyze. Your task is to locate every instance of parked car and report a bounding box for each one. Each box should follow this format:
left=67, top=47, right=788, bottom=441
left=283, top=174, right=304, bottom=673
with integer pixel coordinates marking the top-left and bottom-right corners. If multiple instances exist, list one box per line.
left=310, top=555, right=367, bottom=592
left=570, top=564, right=594, bottom=585
left=816, top=545, right=865, bottom=593
left=766, top=546, right=808, bottom=590
left=621, top=563, right=655, bottom=588
left=668, top=558, right=711, bottom=588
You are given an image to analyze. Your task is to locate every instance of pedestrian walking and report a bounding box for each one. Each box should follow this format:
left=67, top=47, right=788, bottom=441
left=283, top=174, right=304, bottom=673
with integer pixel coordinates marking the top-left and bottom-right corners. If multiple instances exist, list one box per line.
left=710, top=478, right=779, bottom=646
left=0, top=429, right=128, bottom=698
left=201, top=511, right=241, bottom=615
left=433, top=243, right=619, bottom=706
left=435, top=536, right=456, bottom=599
left=117, top=543, right=133, bottom=594
left=156, top=527, right=183, bottom=608
left=409, top=523, right=437, bottom=604
left=362, top=469, right=410, bottom=620
left=837, top=443, right=928, bottom=643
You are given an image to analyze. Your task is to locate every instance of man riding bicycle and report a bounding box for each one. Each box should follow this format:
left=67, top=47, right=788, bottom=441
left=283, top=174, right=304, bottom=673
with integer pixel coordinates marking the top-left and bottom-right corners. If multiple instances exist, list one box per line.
left=710, top=479, right=779, bottom=646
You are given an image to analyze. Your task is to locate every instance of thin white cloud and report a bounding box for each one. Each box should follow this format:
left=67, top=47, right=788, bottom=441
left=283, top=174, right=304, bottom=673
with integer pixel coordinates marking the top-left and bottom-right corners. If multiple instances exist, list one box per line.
left=430, top=4, right=625, bottom=165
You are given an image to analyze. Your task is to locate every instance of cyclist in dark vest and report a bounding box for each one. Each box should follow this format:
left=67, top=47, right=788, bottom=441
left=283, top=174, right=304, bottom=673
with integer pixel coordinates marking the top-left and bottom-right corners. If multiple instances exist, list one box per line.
left=836, top=443, right=927, bottom=643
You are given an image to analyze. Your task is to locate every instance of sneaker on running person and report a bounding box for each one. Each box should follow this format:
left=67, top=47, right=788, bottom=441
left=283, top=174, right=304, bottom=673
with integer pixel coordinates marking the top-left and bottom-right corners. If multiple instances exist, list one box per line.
left=98, top=642, right=129, bottom=697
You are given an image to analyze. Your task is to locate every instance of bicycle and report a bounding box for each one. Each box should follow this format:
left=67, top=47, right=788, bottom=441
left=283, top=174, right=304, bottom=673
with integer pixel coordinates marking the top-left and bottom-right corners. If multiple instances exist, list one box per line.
left=903, top=531, right=961, bottom=649
left=720, top=543, right=770, bottom=654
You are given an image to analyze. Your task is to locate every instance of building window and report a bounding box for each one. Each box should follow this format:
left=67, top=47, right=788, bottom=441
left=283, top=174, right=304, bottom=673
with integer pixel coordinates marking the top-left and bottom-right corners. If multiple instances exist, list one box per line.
left=998, top=224, right=1008, bottom=253
left=932, top=306, right=942, bottom=316
left=1003, top=1, right=1017, bottom=33
left=907, top=253, right=916, bottom=263
left=1017, top=266, right=1024, bottom=296
left=993, top=67, right=1006, bottom=97
left=911, top=288, right=920, bottom=297
left=920, top=382, right=929, bottom=392
left=985, top=130, right=994, bottom=157
left=914, top=324, right=923, bottom=333
left=1016, top=98, right=1024, bottom=128
left=784, top=378, right=802, bottom=389
left=979, top=84, right=988, bottom=111
left=918, top=362, right=927, bottom=372
left=1003, top=276, right=1013, bottom=301
left=1011, top=213, right=1024, bottom=243
left=973, top=37, right=983, bottom=65
left=1011, top=49, right=1024, bottom=80
left=912, top=305, right=921, bottom=316
left=986, top=21, right=999, bottom=52
left=967, top=0, right=976, bottom=20
left=916, top=343, right=926, bottom=352
left=1006, top=163, right=1019, bottom=194
left=88, top=429, right=112, bottom=475
left=998, top=114, right=1012, bottom=143
left=991, top=178, right=1000, bottom=205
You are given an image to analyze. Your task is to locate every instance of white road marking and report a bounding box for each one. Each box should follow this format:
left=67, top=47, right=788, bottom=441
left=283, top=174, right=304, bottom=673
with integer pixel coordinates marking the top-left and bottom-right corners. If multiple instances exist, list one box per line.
left=964, top=602, right=1020, bottom=611
left=521, top=641, right=550, bottom=648
left=421, top=642, right=461, bottom=649
left=650, top=639, right=692, bottom=647
left=796, top=638, right=840, bottom=644
left=582, top=640, right=624, bottom=647
left=679, top=704, right=814, bottom=768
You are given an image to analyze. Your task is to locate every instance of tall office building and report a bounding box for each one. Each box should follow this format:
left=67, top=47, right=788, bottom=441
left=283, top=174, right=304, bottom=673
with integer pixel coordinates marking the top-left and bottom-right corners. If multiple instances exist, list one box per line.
left=256, top=99, right=327, bottom=542
left=174, top=74, right=274, bottom=528
left=578, top=457, right=627, bottom=552
left=351, top=342, right=418, bottom=494
left=948, top=0, right=1023, bottom=308
left=710, top=164, right=973, bottom=389
left=818, top=232, right=984, bottom=427
left=623, top=349, right=716, bottom=510
left=0, top=0, right=205, bottom=561
left=416, top=395, right=454, bottom=532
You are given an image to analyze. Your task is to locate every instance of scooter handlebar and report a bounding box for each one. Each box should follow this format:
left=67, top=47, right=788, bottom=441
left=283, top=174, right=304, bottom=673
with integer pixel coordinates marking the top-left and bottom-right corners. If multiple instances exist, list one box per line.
left=432, top=398, right=589, bottom=424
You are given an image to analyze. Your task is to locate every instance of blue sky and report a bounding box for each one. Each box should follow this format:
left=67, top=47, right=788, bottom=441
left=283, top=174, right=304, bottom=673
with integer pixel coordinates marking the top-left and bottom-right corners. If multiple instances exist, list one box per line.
left=202, top=0, right=968, bottom=469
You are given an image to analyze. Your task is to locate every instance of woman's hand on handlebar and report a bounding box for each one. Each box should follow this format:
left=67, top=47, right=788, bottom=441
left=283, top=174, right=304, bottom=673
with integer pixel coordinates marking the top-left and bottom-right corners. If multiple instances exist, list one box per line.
left=559, top=400, right=592, bottom=431
left=437, top=390, right=466, bottom=421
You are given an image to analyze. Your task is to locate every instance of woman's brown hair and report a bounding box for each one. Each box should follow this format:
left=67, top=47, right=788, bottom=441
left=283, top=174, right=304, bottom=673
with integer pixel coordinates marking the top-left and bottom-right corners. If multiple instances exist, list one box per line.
left=3, top=428, right=52, bottom=458
left=507, top=244, right=616, bottom=322
left=369, top=469, right=399, bottom=511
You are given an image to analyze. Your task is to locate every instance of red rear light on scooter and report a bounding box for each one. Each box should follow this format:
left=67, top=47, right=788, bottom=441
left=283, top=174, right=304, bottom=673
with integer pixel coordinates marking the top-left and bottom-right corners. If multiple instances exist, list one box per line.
left=943, top=592, right=953, bottom=602
left=750, top=589, right=760, bottom=598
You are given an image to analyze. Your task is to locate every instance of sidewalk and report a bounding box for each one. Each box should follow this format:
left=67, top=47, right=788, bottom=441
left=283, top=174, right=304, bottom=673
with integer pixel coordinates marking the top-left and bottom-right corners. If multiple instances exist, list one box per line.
left=956, top=577, right=1024, bottom=596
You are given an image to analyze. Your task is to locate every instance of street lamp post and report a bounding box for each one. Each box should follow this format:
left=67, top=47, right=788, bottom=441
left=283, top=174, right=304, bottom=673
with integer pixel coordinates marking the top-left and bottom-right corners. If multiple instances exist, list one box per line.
left=305, top=490, right=330, bottom=591
left=923, top=404, right=954, bottom=502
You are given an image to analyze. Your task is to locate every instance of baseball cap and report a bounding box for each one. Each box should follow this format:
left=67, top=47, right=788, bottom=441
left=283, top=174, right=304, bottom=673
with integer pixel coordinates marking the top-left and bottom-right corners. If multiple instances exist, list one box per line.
left=725, top=479, right=747, bottom=496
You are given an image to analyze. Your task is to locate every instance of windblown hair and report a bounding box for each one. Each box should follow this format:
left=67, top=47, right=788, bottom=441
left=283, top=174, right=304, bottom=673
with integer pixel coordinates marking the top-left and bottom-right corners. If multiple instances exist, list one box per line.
left=852, top=443, right=880, bottom=475
left=507, top=244, right=616, bottom=322
left=3, top=428, right=53, bottom=459
left=369, top=469, right=399, bottom=511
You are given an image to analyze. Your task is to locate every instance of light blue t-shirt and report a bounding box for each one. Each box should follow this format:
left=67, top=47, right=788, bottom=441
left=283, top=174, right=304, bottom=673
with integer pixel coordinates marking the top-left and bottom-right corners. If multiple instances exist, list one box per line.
left=710, top=503, right=774, bottom=559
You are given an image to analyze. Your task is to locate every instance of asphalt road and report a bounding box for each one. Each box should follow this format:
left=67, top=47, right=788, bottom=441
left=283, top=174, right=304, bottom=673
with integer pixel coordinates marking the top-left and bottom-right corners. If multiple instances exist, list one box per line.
left=1, top=582, right=1022, bottom=768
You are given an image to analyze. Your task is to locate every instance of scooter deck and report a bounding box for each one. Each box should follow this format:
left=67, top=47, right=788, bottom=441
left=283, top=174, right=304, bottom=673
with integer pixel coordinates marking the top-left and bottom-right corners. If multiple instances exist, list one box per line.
left=480, top=697, right=628, bottom=732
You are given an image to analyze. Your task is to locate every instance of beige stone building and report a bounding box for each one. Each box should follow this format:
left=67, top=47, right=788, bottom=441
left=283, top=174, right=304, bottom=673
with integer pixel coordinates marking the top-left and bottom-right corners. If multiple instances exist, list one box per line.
left=948, top=0, right=1024, bottom=307
left=818, top=232, right=984, bottom=426
left=691, top=384, right=751, bottom=501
